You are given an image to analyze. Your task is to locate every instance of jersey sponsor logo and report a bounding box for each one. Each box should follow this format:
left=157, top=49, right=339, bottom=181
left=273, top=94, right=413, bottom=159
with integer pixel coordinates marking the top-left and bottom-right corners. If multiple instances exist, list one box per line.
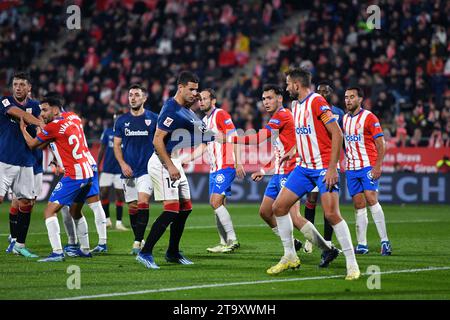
left=163, top=117, right=174, bottom=127
left=145, top=119, right=152, bottom=126
left=124, top=128, right=149, bottom=136
left=2, top=99, right=10, bottom=108
left=269, top=119, right=280, bottom=125
left=215, top=173, right=225, bottom=184
left=296, top=125, right=312, bottom=135
left=224, top=119, right=232, bottom=125
left=345, top=134, right=362, bottom=142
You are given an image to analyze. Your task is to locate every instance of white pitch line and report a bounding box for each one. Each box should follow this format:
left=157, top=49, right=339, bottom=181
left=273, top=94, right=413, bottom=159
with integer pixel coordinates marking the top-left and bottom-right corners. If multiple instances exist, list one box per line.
left=0, top=219, right=442, bottom=237
left=55, top=266, right=450, bottom=300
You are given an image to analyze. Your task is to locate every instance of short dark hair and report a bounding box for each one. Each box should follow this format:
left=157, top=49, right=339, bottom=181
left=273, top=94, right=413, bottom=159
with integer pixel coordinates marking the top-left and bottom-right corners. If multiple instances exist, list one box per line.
left=177, top=71, right=199, bottom=86
left=12, top=71, right=31, bottom=84
left=263, top=84, right=283, bottom=96
left=202, top=88, right=216, bottom=100
left=285, top=67, right=311, bottom=87
left=128, top=84, right=147, bottom=94
left=41, top=92, right=64, bottom=109
left=317, top=81, right=333, bottom=91
left=346, top=86, right=364, bottom=98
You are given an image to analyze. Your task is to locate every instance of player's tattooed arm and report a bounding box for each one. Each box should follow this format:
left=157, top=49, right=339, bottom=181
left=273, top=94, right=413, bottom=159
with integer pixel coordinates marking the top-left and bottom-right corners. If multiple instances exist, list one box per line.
left=153, top=128, right=181, bottom=181
left=324, top=120, right=343, bottom=190
left=8, top=106, right=45, bottom=129
left=372, top=136, right=386, bottom=180
left=113, top=136, right=133, bottom=178
left=19, top=117, right=44, bottom=149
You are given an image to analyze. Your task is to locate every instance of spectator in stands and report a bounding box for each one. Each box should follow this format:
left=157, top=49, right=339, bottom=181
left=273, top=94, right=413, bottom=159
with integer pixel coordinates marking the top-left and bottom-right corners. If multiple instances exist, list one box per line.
left=436, top=156, right=450, bottom=174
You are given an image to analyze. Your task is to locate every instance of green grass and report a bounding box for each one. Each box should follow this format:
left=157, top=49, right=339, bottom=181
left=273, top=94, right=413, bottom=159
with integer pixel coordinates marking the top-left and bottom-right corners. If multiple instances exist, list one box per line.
left=1, top=203, right=450, bottom=300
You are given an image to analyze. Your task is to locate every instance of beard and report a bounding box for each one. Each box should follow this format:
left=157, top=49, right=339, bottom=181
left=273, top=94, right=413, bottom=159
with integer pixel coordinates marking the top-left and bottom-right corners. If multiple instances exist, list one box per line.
left=289, top=90, right=298, bottom=100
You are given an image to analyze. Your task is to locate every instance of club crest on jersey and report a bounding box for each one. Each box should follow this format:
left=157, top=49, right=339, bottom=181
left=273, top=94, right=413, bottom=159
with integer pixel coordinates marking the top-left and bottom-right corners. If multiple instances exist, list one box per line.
left=320, top=170, right=327, bottom=176
left=215, top=174, right=225, bottom=184
left=280, top=177, right=287, bottom=187
left=163, top=117, right=174, bottom=127
left=367, top=171, right=374, bottom=181
left=145, top=119, right=152, bottom=126
left=54, top=182, right=63, bottom=191
left=296, top=125, right=312, bottom=135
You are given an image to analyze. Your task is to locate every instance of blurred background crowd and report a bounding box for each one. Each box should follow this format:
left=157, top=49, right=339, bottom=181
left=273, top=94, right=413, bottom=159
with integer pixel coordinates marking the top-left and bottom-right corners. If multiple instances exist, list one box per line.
left=0, top=0, right=449, bottom=147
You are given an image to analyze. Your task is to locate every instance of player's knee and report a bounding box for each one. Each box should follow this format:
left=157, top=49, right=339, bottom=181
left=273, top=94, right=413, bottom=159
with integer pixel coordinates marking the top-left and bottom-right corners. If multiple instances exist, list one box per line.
left=129, top=202, right=138, bottom=215
left=18, top=199, right=32, bottom=212
left=209, top=196, right=223, bottom=210
left=272, top=200, right=287, bottom=217
left=365, top=194, right=378, bottom=206
left=307, top=193, right=318, bottom=205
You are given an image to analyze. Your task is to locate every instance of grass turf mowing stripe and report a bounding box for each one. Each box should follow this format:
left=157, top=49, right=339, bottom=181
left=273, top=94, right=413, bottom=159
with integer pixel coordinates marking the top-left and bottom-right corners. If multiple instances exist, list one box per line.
left=54, top=266, right=450, bottom=300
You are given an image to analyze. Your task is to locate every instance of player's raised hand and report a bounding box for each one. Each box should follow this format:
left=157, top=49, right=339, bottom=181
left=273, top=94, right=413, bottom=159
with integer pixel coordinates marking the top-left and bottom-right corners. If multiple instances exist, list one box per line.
left=168, top=164, right=181, bottom=181
left=236, top=164, right=246, bottom=179
left=251, top=171, right=264, bottom=182
left=279, top=146, right=296, bottom=166
left=323, top=167, right=339, bottom=192
left=120, top=163, right=133, bottom=178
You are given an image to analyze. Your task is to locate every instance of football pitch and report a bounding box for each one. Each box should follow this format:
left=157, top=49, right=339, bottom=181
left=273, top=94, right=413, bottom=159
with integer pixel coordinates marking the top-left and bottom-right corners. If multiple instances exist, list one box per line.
left=1, top=203, right=449, bottom=300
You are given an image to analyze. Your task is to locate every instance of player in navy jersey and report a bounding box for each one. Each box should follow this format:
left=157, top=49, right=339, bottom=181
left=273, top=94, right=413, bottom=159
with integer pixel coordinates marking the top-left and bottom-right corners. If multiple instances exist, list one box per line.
left=114, top=84, right=158, bottom=255
left=302, top=81, right=345, bottom=267
left=137, top=71, right=215, bottom=269
left=98, top=114, right=127, bottom=231
left=1, top=72, right=45, bottom=258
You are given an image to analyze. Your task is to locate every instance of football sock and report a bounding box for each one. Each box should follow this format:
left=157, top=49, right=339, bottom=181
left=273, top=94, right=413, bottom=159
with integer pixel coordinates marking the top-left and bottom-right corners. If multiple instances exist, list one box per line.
left=116, top=201, right=124, bottom=222
left=304, top=200, right=316, bottom=224
left=61, top=205, right=77, bottom=245
left=16, top=205, right=32, bottom=245
left=214, top=205, right=236, bottom=242
left=168, top=210, right=191, bottom=254
left=101, top=199, right=110, bottom=218
left=141, top=211, right=176, bottom=254
left=323, top=217, right=334, bottom=242
left=300, top=221, right=331, bottom=251
left=369, top=202, right=389, bottom=242
left=355, top=208, right=368, bottom=245
left=129, top=206, right=138, bottom=241
left=333, top=220, right=358, bottom=269
left=135, top=203, right=149, bottom=242
left=215, top=214, right=227, bottom=245
left=9, top=207, right=18, bottom=240
left=45, top=216, right=63, bottom=254
left=88, top=201, right=107, bottom=245
left=275, top=214, right=296, bottom=257
left=74, top=216, right=90, bottom=253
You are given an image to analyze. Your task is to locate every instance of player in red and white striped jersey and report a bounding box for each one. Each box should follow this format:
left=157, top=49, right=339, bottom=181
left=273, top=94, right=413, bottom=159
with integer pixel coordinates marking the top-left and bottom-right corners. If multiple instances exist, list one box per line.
left=224, top=84, right=336, bottom=259
left=20, top=94, right=94, bottom=261
left=343, top=87, right=391, bottom=256
left=270, top=68, right=360, bottom=280
left=184, top=89, right=245, bottom=253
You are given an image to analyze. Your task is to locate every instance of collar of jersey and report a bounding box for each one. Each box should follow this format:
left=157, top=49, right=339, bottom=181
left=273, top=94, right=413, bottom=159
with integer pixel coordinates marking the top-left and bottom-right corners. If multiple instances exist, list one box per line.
left=299, top=92, right=314, bottom=104
left=348, top=108, right=364, bottom=118
left=207, top=107, right=217, bottom=119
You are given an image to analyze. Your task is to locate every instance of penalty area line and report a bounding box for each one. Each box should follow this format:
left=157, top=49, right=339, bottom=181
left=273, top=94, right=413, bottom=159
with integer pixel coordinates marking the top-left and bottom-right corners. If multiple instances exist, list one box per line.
left=54, top=266, right=450, bottom=300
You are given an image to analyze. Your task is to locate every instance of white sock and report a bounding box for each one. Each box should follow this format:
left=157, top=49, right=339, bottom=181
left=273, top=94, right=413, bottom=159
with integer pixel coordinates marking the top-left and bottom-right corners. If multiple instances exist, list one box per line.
left=215, top=213, right=227, bottom=245
left=333, top=220, right=358, bottom=270
left=355, top=208, right=368, bottom=245
left=61, top=206, right=77, bottom=245
left=74, top=216, right=90, bottom=253
left=275, top=214, right=296, bottom=257
left=45, top=216, right=63, bottom=254
left=369, top=203, right=389, bottom=242
left=271, top=226, right=279, bottom=237
left=300, top=221, right=332, bottom=251
left=214, top=206, right=236, bottom=242
left=88, top=201, right=107, bottom=245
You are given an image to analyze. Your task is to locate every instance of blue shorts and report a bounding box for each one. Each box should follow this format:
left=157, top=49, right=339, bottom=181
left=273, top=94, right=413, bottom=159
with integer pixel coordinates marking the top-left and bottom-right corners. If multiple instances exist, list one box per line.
left=49, top=176, right=93, bottom=206
left=345, top=166, right=379, bottom=197
left=284, top=165, right=340, bottom=198
left=86, top=170, right=100, bottom=198
left=264, top=174, right=290, bottom=200
left=209, top=168, right=236, bottom=197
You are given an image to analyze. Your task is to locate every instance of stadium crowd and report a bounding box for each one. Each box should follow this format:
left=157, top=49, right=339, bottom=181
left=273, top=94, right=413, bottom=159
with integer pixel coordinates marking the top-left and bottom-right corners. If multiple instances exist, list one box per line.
left=0, top=0, right=448, bottom=147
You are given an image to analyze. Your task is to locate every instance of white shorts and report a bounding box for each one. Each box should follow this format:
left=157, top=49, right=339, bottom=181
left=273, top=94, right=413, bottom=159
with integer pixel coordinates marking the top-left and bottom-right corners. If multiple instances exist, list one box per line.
left=0, top=162, right=34, bottom=199
left=311, top=186, right=319, bottom=193
left=148, top=153, right=191, bottom=202
left=99, top=172, right=123, bottom=189
left=122, top=174, right=153, bottom=203
left=34, top=173, right=43, bottom=199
